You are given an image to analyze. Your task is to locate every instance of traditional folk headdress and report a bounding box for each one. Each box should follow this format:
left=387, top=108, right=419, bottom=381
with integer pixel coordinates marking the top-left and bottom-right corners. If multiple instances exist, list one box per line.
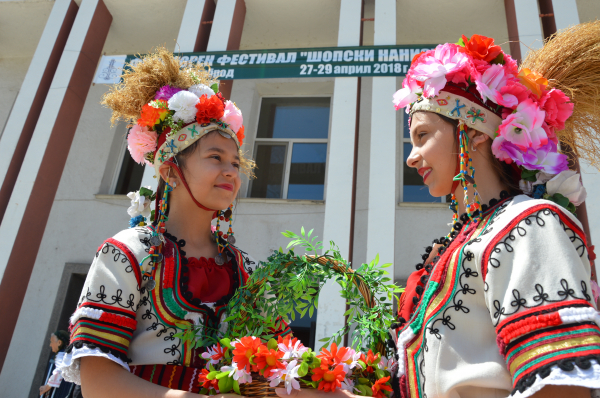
left=103, top=47, right=247, bottom=276
left=393, top=23, right=600, bottom=224
left=102, top=47, right=247, bottom=177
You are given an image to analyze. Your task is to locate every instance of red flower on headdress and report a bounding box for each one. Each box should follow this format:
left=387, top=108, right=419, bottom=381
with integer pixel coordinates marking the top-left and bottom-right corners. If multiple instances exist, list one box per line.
left=237, top=125, right=245, bottom=146
left=138, top=100, right=169, bottom=127
left=195, top=94, right=225, bottom=124
left=459, top=34, right=502, bottom=63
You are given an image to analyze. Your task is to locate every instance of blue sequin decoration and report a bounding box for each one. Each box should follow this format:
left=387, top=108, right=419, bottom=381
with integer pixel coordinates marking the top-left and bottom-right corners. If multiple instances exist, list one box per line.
left=533, top=184, right=546, bottom=199
left=129, top=215, right=144, bottom=228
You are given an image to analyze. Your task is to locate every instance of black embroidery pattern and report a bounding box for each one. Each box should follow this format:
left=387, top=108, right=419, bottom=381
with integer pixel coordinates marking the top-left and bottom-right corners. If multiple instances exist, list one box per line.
left=238, top=248, right=257, bottom=276
left=426, top=244, right=479, bottom=339
left=487, top=208, right=591, bottom=327
left=138, top=290, right=182, bottom=365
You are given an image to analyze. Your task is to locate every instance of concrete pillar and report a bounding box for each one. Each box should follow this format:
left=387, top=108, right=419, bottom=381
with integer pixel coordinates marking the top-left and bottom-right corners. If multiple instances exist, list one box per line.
left=207, top=0, right=246, bottom=100
left=514, top=0, right=544, bottom=59
left=0, top=0, right=111, bottom=373
left=0, top=0, right=78, bottom=225
left=366, top=0, right=396, bottom=269
left=314, top=0, right=362, bottom=346
left=177, top=0, right=216, bottom=53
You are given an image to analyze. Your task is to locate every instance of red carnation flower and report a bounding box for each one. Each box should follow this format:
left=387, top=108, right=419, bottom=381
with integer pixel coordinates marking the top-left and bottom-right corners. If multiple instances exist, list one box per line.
left=196, top=94, right=225, bottom=124
left=459, top=34, right=502, bottom=63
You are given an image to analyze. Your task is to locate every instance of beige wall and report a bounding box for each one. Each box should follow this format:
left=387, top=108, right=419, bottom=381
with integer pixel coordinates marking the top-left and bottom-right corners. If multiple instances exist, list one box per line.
left=396, top=0, right=511, bottom=54
left=576, top=0, right=600, bottom=23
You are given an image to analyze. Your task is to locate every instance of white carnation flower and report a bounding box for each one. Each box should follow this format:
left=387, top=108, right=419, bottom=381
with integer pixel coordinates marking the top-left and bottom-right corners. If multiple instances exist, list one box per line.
left=546, top=170, right=587, bottom=206
left=168, top=91, right=199, bottom=123
left=127, top=190, right=151, bottom=218
left=188, top=84, right=215, bottom=99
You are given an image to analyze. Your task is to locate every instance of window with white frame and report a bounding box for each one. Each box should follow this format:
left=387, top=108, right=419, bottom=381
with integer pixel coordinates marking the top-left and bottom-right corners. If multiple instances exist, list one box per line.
left=249, top=97, right=330, bottom=200
left=112, top=135, right=145, bottom=195
left=402, top=114, right=445, bottom=203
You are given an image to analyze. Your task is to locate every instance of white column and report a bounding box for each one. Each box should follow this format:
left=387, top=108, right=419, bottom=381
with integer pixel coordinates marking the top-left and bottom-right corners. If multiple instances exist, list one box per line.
left=177, top=0, right=206, bottom=52
left=366, top=0, right=396, bottom=269
left=514, top=0, right=544, bottom=59
left=315, top=0, right=362, bottom=346
left=0, top=0, right=105, bottom=282
left=0, top=0, right=74, bottom=195
left=206, top=0, right=236, bottom=52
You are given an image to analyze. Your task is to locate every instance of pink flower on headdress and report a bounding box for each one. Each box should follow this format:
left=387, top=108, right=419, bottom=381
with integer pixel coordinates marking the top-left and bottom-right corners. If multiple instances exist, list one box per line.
left=411, top=44, right=470, bottom=97
left=539, top=88, right=573, bottom=132
left=155, top=85, right=183, bottom=101
left=475, top=64, right=510, bottom=104
left=492, top=137, right=568, bottom=174
left=542, top=122, right=559, bottom=145
left=221, top=100, right=243, bottom=132
left=127, top=125, right=158, bottom=165
left=393, top=78, right=421, bottom=111
left=495, top=81, right=531, bottom=109
left=497, top=99, right=548, bottom=150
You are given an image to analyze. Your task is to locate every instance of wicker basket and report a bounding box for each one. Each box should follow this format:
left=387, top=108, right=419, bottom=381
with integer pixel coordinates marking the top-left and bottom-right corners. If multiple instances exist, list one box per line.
left=235, top=255, right=383, bottom=397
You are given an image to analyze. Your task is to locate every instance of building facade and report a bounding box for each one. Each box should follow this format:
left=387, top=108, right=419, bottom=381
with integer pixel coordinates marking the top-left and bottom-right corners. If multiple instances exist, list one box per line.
left=0, top=0, right=599, bottom=396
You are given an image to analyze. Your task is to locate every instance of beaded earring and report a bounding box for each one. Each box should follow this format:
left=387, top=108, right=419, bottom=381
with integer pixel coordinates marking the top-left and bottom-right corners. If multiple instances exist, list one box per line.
left=453, top=121, right=482, bottom=223
left=139, top=172, right=172, bottom=290
left=214, top=203, right=235, bottom=265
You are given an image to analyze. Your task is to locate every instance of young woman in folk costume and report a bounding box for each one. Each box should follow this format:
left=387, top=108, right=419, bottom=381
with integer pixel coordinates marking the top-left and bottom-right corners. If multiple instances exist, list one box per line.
left=57, top=48, right=290, bottom=398
left=273, top=22, right=600, bottom=398
left=389, top=24, right=600, bottom=398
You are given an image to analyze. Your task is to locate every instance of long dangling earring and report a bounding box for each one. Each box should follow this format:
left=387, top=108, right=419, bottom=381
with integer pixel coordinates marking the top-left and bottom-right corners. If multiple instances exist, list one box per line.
left=140, top=171, right=172, bottom=290
left=455, top=121, right=482, bottom=223
left=214, top=203, right=235, bottom=265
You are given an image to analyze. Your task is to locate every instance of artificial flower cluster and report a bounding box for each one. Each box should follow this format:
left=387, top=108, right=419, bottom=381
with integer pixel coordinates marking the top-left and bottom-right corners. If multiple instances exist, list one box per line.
left=127, top=186, right=155, bottom=227
left=127, top=83, right=245, bottom=166
left=197, top=335, right=395, bottom=397
left=393, top=34, right=586, bottom=210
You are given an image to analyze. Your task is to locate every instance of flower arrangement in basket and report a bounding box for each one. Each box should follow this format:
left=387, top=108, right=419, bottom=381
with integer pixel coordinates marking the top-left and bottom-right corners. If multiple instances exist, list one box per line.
left=177, top=228, right=404, bottom=397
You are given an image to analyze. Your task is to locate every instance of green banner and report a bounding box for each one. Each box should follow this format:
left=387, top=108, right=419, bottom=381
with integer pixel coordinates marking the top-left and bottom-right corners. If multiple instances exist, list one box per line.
left=122, top=45, right=435, bottom=80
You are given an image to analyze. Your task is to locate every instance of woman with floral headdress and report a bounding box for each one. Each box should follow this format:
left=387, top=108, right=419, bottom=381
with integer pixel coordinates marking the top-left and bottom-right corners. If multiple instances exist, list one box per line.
left=57, top=48, right=290, bottom=398
left=389, top=24, right=600, bottom=398
left=274, top=22, right=600, bottom=398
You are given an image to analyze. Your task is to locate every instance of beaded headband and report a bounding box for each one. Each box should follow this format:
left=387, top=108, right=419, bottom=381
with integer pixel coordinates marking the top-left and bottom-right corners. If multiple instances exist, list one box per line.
left=153, top=122, right=240, bottom=177
left=409, top=90, right=502, bottom=139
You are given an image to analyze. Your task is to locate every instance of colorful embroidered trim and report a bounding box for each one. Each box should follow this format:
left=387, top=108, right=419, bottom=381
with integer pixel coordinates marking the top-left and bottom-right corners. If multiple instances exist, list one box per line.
left=130, top=364, right=202, bottom=393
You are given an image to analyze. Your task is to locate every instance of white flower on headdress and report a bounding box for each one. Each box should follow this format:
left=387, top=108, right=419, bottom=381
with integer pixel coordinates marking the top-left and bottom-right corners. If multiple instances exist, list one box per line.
left=546, top=170, right=587, bottom=206
left=127, top=189, right=151, bottom=218
left=168, top=90, right=199, bottom=123
left=519, top=180, right=533, bottom=195
left=188, top=84, right=215, bottom=99
left=533, top=171, right=555, bottom=186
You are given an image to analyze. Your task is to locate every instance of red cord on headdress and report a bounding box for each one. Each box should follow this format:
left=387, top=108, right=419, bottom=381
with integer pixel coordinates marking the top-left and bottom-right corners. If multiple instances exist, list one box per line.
left=162, top=159, right=219, bottom=215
